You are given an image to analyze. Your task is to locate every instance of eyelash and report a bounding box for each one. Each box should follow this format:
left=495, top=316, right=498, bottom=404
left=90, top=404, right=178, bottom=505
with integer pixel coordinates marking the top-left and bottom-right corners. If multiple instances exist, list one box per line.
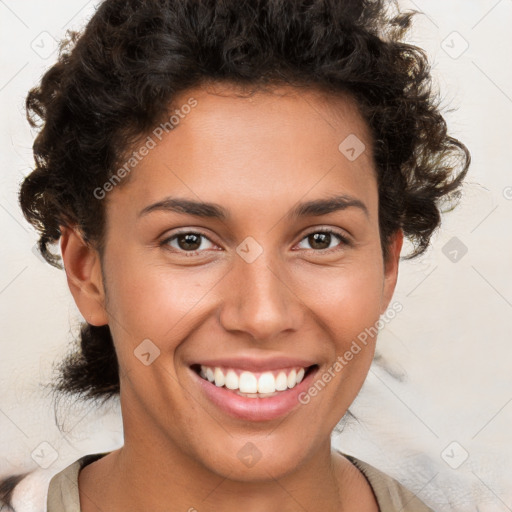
left=159, top=228, right=351, bottom=256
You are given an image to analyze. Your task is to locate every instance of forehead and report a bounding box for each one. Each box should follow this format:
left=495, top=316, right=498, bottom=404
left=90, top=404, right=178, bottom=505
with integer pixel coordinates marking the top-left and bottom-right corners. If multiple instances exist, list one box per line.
left=108, top=82, right=377, bottom=220
left=170, top=81, right=374, bottom=158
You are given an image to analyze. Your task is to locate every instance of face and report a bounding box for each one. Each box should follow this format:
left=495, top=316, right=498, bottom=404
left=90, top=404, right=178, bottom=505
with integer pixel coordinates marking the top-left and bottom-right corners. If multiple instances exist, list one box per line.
left=63, top=83, right=402, bottom=481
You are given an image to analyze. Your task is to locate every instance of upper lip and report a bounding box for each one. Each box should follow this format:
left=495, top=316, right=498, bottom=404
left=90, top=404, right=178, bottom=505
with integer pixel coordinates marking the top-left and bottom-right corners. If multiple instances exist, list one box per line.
left=190, top=356, right=317, bottom=372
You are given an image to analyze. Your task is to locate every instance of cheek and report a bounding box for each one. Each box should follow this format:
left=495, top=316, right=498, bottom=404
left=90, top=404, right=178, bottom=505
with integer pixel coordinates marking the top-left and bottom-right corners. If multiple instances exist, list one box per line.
left=104, top=255, right=224, bottom=342
left=298, top=258, right=385, bottom=346
left=294, top=263, right=384, bottom=427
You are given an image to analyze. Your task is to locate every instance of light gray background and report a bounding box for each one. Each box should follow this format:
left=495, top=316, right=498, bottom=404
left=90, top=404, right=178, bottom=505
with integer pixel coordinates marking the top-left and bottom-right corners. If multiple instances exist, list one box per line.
left=1, top=1, right=511, bottom=510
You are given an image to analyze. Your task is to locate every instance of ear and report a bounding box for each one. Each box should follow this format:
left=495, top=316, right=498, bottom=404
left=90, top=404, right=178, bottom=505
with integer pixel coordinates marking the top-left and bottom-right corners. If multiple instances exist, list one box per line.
left=59, top=225, right=108, bottom=326
left=380, top=229, right=403, bottom=315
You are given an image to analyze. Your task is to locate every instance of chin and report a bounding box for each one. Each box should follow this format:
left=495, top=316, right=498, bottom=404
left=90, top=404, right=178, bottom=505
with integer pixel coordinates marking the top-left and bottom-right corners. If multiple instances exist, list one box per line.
left=194, top=438, right=311, bottom=482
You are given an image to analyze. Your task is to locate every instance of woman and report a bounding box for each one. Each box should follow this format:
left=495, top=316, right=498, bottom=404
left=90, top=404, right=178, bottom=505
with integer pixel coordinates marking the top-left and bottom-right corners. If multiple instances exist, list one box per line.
left=2, top=0, right=470, bottom=510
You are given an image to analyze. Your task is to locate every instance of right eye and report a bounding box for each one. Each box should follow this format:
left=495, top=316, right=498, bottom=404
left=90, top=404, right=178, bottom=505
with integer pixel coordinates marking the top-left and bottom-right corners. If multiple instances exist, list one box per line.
left=160, top=231, right=219, bottom=256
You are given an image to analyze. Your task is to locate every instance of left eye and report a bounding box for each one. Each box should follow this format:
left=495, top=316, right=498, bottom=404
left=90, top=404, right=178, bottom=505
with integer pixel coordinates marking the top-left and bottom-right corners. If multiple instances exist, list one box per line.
left=296, top=229, right=348, bottom=251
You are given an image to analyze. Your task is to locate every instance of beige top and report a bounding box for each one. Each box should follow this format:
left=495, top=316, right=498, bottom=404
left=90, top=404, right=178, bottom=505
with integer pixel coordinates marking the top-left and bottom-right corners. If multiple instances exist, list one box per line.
left=46, top=450, right=435, bottom=511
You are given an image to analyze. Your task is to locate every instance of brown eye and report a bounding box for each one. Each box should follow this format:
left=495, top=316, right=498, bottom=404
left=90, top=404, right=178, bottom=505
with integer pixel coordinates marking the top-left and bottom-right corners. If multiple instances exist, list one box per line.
left=308, top=232, right=331, bottom=250
left=176, top=233, right=202, bottom=251
left=162, top=231, right=216, bottom=254
left=297, top=229, right=350, bottom=252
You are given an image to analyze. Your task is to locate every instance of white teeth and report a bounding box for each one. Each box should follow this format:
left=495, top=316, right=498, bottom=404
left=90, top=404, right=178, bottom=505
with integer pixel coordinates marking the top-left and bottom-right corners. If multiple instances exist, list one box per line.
left=197, top=365, right=310, bottom=394
left=275, top=372, right=288, bottom=391
left=287, top=369, right=297, bottom=389
left=257, top=372, right=276, bottom=394
left=214, top=367, right=225, bottom=387
left=239, top=371, right=258, bottom=393
left=225, top=369, right=238, bottom=390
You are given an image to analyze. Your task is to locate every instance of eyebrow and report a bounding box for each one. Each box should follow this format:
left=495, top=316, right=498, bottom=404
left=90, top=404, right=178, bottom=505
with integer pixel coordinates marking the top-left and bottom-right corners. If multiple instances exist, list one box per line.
left=138, top=194, right=369, bottom=221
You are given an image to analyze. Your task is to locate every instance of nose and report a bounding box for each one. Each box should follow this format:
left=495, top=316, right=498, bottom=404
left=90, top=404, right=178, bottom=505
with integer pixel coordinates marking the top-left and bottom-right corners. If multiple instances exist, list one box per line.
left=218, top=246, right=305, bottom=342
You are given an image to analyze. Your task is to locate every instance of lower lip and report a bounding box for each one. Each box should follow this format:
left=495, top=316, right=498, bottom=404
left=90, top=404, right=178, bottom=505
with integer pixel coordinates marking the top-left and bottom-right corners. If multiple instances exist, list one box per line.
left=191, top=366, right=319, bottom=422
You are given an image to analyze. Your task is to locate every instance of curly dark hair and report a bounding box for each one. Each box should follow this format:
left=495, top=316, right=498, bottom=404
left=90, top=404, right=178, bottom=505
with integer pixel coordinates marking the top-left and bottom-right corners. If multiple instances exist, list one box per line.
left=0, top=0, right=470, bottom=502
left=18, top=0, right=471, bottom=406
left=4, top=0, right=471, bottom=506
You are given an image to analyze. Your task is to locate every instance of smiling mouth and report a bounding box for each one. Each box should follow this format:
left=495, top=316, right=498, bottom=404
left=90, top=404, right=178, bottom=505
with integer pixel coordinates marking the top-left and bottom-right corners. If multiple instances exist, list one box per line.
left=190, top=364, right=318, bottom=398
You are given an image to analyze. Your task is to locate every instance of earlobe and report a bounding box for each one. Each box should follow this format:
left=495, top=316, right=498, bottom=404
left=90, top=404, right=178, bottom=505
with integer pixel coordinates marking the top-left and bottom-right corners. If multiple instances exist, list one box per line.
left=59, top=225, right=108, bottom=327
left=380, top=229, right=404, bottom=314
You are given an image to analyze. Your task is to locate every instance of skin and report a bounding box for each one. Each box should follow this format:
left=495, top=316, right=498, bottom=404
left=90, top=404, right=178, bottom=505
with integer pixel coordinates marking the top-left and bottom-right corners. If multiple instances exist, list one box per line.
left=60, top=82, right=403, bottom=512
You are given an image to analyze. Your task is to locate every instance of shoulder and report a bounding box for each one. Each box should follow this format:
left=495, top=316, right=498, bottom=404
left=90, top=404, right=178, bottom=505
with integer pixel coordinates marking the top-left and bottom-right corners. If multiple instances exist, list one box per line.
left=45, top=449, right=435, bottom=512
left=47, top=452, right=110, bottom=512
left=338, top=451, right=436, bottom=512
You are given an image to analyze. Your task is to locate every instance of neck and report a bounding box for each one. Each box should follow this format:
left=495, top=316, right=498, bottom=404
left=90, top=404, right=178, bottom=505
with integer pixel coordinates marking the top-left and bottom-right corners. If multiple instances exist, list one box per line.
left=79, top=436, right=360, bottom=512
left=78, top=392, right=371, bottom=512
